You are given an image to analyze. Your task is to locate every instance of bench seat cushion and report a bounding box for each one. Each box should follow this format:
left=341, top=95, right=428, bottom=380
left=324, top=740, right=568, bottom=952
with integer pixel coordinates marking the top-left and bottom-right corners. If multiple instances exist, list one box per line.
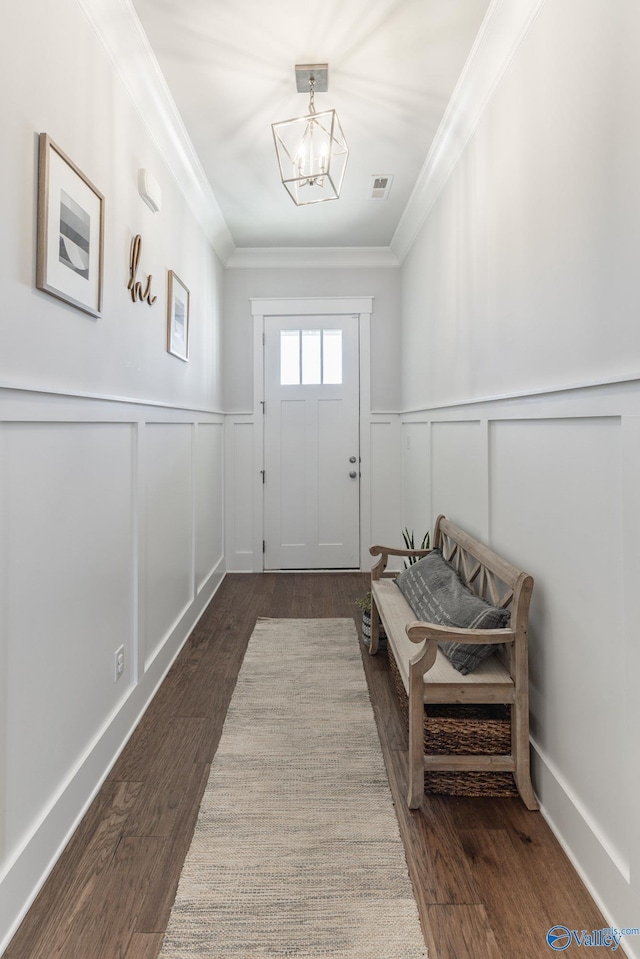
left=371, top=580, right=513, bottom=697
left=395, top=550, right=510, bottom=674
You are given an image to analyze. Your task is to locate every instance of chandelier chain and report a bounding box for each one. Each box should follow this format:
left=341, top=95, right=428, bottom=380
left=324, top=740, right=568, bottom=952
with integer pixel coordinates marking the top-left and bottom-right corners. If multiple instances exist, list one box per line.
left=308, top=76, right=316, bottom=115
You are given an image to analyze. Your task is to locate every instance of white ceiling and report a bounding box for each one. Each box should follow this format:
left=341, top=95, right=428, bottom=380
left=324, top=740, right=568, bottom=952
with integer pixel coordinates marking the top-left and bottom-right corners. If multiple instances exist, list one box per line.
left=130, top=0, right=492, bottom=250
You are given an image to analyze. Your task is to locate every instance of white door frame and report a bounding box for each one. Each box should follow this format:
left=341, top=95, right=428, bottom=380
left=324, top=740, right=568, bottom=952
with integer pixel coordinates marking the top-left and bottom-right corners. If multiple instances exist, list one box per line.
left=251, top=296, right=373, bottom=572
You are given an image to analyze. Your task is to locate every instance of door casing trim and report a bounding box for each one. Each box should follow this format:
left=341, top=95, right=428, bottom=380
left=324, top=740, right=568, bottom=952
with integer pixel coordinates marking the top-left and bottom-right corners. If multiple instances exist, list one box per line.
left=251, top=297, right=373, bottom=572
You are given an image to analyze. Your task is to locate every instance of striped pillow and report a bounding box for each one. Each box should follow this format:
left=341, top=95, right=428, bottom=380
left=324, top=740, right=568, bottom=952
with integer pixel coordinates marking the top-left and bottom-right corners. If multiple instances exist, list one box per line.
left=395, top=549, right=510, bottom=674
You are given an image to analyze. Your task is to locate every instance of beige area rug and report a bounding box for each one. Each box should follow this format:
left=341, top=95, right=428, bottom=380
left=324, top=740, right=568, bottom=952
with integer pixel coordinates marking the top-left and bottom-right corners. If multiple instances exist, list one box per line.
left=159, top=617, right=428, bottom=959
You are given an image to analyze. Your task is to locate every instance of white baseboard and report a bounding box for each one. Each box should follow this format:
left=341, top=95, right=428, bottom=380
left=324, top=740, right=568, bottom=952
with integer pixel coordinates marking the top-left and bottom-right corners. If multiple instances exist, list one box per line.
left=532, top=741, right=639, bottom=959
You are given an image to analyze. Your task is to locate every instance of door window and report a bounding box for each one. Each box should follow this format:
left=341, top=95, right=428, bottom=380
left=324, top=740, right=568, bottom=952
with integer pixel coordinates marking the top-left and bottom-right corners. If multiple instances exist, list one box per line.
left=279, top=329, right=343, bottom=386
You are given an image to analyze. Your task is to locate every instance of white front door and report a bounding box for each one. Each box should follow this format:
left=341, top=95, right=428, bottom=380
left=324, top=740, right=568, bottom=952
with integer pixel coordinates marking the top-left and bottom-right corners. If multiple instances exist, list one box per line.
left=263, top=314, right=360, bottom=570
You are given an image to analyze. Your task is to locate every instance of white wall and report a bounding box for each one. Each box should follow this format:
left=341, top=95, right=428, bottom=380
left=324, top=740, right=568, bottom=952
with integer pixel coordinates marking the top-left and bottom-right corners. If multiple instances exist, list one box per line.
left=0, top=0, right=225, bottom=950
left=399, top=0, right=640, bottom=951
left=223, top=267, right=403, bottom=571
left=401, top=1, right=640, bottom=413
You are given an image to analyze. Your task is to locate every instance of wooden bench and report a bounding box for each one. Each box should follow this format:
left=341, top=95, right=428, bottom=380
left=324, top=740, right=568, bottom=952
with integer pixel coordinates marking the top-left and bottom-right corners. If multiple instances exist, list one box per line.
left=369, top=515, right=538, bottom=811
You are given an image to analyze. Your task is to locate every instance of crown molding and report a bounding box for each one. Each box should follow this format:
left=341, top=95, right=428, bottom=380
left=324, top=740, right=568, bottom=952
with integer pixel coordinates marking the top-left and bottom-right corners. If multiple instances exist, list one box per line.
left=75, top=0, right=236, bottom=264
left=250, top=296, right=374, bottom=316
left=225, top=246, right=399, bottom=270
left=391, top=0, right=548, bottom=263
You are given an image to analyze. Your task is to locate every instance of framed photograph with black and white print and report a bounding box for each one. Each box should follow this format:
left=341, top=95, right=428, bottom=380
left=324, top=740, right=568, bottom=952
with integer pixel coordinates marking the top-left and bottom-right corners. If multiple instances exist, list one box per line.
left=167, top=270, right=190, bottom=361
left=36, top=133, right=104, bottom=317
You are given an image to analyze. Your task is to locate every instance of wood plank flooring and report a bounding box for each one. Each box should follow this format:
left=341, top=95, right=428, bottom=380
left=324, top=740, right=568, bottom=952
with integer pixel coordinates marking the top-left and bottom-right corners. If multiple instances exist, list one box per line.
left=4, top=573, right=624, bottom=959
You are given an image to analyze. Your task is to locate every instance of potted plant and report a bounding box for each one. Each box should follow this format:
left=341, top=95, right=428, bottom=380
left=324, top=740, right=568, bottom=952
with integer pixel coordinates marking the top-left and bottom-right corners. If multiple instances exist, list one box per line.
left=357, top=590, right=386, bottom=648
left=401, top=527, right=430, bottom=565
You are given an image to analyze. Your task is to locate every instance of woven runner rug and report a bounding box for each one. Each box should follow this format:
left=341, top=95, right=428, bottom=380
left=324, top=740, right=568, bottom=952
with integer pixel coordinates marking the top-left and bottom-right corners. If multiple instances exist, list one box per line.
left=159, top=617, right=428, bottom=959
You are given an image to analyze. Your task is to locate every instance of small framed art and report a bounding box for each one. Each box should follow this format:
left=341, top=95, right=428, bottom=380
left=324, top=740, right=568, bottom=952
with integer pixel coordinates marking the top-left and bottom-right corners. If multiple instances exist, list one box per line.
left=167, top=270, right=190, bottom=361
left=36, top=133, right=104, bottom=317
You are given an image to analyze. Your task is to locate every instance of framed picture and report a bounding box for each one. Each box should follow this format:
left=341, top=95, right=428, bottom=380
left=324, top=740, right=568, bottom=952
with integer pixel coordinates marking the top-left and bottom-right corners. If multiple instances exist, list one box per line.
left=36, top=133, right=104, bottom=317
left=167, top=270, right=190, bottom=361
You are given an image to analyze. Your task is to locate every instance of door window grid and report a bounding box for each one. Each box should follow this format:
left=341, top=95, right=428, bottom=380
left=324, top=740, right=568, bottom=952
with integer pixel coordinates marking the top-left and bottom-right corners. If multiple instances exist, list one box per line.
left=280, top=329, right=343, bottom=386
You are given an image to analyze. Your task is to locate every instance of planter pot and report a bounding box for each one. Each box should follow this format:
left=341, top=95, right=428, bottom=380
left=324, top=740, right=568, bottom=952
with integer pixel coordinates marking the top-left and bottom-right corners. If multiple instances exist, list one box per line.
left=361, top=610, right=387, bottom=649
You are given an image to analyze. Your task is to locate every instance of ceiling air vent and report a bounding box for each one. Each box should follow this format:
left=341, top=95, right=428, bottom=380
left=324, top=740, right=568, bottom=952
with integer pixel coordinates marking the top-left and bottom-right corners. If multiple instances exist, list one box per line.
left=369, top=174, right=393, bottom=200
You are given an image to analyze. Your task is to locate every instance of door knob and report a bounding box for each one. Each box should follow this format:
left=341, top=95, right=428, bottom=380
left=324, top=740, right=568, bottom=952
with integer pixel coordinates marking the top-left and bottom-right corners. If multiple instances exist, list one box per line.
left=349, top=456, right=357, bottom=463
left=349, top=471, right=358, bottom=479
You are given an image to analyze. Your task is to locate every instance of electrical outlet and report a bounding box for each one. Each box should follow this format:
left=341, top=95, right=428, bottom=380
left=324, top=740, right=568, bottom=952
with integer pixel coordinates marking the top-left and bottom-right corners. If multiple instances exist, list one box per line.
left=114, top=645, right=125, bottom=683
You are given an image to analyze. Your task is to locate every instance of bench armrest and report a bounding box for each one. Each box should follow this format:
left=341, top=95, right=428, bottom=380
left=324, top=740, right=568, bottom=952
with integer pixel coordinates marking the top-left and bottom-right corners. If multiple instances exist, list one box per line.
left=369, top=544, right=431, bottom=580
left=406, top=621, right=516, bottom=645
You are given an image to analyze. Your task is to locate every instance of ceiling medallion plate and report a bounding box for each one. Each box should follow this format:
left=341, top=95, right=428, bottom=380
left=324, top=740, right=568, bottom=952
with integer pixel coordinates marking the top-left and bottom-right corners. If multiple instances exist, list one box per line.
left=295, top=64, right=328, bottom=93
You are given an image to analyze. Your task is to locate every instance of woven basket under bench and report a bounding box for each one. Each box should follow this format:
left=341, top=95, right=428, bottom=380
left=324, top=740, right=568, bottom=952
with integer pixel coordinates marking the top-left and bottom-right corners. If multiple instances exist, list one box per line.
left=387, top=645, right=518, bottom=797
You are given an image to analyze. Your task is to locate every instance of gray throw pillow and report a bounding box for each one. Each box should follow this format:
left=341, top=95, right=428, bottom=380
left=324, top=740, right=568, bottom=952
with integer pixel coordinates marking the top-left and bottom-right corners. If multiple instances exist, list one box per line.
left=395, top=549, right=510, bottom=674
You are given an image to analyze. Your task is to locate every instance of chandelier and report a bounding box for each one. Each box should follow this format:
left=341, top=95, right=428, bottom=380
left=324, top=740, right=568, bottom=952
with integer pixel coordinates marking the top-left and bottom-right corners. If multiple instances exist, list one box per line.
left=272, top=64, right=349, bottom=206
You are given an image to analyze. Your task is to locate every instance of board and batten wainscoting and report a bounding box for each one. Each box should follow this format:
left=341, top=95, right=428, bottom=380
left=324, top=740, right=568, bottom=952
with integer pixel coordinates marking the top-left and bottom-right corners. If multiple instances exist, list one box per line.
left=400, top=375, right=640, bottom=946
left=0, top=385, right=225, bottom=951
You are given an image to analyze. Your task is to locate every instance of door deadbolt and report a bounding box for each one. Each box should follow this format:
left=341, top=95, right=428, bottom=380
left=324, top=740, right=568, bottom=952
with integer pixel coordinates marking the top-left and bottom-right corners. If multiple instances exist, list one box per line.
left=349, top=456, right=357, bottom=463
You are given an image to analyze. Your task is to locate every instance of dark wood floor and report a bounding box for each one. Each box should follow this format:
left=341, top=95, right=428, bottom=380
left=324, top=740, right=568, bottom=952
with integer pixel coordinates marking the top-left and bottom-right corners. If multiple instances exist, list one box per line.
left=5, top=573, right=623, bottom=959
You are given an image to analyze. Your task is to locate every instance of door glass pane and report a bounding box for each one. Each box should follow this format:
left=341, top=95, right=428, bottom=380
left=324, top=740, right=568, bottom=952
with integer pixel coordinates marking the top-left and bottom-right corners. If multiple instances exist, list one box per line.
left=301, top=330, right=321, bottom=385
left=280, top=327, right=344, bottom=386
left=322, top=330, right=342, bottom=384
left=280, top=330, right=300, bottom=385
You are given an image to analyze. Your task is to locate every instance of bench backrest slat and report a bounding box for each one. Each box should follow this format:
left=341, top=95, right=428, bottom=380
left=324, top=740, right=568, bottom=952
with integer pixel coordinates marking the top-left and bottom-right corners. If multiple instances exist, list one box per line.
left=434, top=515, right=532, bottom=629
left=434, top=516, right=522, bottom=588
